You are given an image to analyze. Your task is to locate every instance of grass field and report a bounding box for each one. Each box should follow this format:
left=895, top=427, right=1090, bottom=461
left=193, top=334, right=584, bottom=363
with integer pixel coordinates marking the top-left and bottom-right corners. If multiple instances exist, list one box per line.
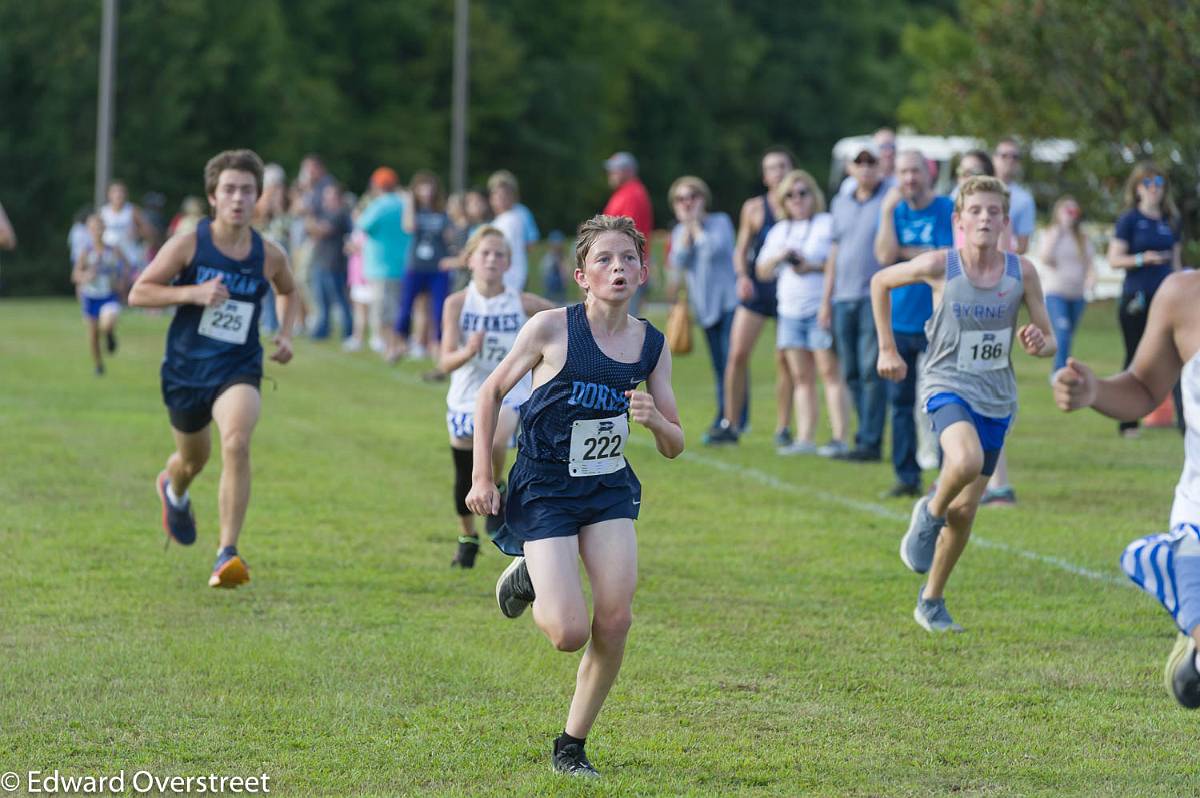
left=1, top=297, right=1196, bottom=797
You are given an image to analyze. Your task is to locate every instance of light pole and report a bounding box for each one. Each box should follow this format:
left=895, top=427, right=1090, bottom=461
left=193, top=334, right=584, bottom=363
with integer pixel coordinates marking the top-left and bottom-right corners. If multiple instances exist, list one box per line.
left=94, top=0, right=118, bottom=209
left=450, top=0, right=469, bottom=195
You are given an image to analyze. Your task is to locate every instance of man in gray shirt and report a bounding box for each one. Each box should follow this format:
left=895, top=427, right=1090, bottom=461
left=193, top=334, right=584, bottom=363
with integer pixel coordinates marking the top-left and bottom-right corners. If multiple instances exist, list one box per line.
left=820, top=142, right=887, bottom=461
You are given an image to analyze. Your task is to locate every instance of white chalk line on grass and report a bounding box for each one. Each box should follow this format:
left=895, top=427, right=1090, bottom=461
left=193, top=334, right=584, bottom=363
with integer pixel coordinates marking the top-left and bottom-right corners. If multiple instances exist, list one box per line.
left=638, top=441, right=1130, bottom=589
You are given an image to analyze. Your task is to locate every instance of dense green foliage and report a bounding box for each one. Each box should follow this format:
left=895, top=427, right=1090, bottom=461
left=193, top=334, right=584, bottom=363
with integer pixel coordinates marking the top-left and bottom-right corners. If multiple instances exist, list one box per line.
left=900, top=0, right=1200, bottom=260
left=1, top=0, right=950, bottom=295
left=3, top=298, right=1199, bottom=794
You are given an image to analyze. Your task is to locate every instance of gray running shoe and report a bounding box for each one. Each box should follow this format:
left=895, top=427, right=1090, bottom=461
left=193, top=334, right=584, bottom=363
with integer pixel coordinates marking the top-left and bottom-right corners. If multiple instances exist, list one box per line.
left=914, top=586, right=963, bottom=633
left=777, top=440, right=818, bottom=456
left=900, top=496, right=944, bottom=574
left=772, top=428, right=792, bottom=448
left=1165, top=633, right=1200, bottom=709
left=495, top=556, right=536, bottom=618
left=816, top=440, right=850, bottom=458
left=552, top=741, right=600, bottom=778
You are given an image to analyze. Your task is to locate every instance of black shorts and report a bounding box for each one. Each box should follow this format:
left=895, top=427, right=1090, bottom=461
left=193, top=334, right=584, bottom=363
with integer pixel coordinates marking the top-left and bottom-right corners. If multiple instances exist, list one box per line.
left=164, top=375, right=261, bottom=434
left=738, top=276, right=778, bottom=318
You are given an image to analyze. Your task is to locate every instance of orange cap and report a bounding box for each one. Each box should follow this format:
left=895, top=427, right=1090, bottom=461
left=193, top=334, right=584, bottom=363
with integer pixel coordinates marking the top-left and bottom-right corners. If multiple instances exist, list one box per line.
left=370, top=167, right=399, bottom=190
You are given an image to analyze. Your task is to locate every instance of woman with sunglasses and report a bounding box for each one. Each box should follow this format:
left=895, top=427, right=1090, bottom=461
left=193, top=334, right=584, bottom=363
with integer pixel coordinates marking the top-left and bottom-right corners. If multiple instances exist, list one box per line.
left=1108, top=162, right=1183, bottom=437
left=757, top=170, right=849, bottom=455
left=667, top=176, right=741, bottom=436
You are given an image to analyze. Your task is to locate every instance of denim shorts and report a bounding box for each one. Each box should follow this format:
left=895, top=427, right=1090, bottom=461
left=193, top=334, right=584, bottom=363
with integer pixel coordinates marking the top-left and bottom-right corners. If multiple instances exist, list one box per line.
left=777, top=314, right=833, bottom=351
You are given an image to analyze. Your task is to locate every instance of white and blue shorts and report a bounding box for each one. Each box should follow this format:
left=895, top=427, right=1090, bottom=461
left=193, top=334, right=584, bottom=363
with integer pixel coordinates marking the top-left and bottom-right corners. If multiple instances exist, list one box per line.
left=1121, top=523, right=1200, bottom=634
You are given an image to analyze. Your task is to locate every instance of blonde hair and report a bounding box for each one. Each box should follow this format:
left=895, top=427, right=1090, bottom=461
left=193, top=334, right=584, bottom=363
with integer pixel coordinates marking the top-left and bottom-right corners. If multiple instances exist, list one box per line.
left=1123, top=161, right=1179, bottom=221
left=486, top=170, right=519, bottom=198
left=773, top=169, right=825, bottom=218
left=668, top=175, right=711, bottom=207
left=954, top=175, right=1010, bottom=216
left=461, top=225, right=510, bottom=265
left=574, top=214, right=646, bottom=269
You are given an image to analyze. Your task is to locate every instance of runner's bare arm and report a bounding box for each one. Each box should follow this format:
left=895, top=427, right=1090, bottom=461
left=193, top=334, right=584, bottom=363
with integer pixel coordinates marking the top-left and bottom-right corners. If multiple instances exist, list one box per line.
left=1055, top=271, right=1195, bottom=419
left=631, top=344, right=684, bottom=458
left=872, top=250, right=947, bottom=381
left=438, top=291, right=482, bottom=373
left=1017, top=258, right=1056, bottom=357
left=466, top=311, right=557, bottom=513
left=0, top=202, right=14, bottom=250
left=732, top=197, right=760, bottom=301
left=264, top=240, right=297, bottom=362
left=128, top=233, right=219, bottom=308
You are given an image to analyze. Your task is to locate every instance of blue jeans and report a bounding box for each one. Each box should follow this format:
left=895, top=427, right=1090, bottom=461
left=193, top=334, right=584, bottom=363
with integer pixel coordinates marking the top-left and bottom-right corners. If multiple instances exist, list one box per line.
left=702, top=309, right=746, bottom=429
left=1045, top=294, right=1085, bottom=373
left=833, top=298, right=885, bottom=452
left=395, top=270, right=451, bottom=339
left=887, top=331, right=926, bottom=486
left=312, top=269, right=352, bottom=340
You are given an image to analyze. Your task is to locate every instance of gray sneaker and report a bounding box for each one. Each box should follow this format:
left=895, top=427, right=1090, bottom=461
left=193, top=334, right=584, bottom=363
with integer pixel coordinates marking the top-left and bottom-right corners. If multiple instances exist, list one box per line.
left=914, top=586, right=963, bottom=633
left=1165, top=633, right=1200, bottom=709
left=900, top=496, right=945, bottom=574
left=816, top=440, right=850, bottom=458
left=777, top=440, right=818, bottom=456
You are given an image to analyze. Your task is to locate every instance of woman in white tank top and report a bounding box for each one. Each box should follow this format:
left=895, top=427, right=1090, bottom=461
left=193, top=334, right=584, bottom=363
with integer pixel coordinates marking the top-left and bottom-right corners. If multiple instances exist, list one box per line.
left=1055, top=270, right=1200, bottom=708
left=440, top=226, right=556, bottom=568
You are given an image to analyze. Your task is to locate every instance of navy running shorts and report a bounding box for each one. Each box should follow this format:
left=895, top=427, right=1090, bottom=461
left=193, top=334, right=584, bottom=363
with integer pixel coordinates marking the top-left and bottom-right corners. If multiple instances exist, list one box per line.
left=491, top=455, right=642, bottom=556
left=164, top=375, right=261, bottom=434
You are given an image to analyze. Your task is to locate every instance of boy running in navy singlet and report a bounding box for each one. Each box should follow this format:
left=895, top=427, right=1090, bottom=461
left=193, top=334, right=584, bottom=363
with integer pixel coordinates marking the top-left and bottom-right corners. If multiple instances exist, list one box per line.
left=465, top=215, right=684, bottom=778
left=130, top=150, right=298, bottom=588
left=870, top=176, right=1055, bottom=632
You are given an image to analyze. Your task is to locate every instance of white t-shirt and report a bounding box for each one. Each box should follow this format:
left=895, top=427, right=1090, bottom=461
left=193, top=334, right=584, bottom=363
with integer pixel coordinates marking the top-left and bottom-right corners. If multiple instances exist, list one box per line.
left=491, top=210, right=529, bottom=292
left=757, top=212, right=834, bottom=319
left=1172, top=353, right=1200, bottom=529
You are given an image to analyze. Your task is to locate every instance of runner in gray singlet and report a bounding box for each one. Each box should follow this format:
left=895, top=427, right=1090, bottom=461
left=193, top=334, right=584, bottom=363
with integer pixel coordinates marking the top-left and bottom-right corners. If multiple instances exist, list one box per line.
left=869, top=175, right=1056, bottom=633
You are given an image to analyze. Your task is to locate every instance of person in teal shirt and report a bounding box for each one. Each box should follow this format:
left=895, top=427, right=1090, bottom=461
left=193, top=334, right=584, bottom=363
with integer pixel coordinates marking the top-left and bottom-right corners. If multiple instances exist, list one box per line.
left=357, top=167, right=411, bottom=357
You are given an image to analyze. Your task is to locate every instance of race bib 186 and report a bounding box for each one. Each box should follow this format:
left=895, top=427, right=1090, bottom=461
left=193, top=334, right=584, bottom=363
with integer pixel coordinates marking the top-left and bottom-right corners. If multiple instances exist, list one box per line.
left=198, top=299, right=254, bottom=345
left=957, top=328, right=1011, bottom=372
left=569, top=414, right=629, bottom=477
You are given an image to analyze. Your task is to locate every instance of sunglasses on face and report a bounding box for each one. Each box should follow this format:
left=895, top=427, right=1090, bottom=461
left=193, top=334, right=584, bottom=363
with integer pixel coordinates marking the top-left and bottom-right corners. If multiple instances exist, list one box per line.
left=853, top=156, right=878, bottom=166
left=785, top=189, right=810, bottom=200
left=1142, top=176, right=1165, bottom=188
left=997, top=151, right=1021, bottom=160
left=673, top=192, right=701, bottom=204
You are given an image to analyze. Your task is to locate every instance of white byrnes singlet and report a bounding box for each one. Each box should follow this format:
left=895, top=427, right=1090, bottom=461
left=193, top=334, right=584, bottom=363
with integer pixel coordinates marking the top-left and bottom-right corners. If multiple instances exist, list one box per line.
left=1170, top=353, right=1200, bottom=528
left=100, top=204, right=143, bottom=268
left=445, top=283, right=532, bottom=415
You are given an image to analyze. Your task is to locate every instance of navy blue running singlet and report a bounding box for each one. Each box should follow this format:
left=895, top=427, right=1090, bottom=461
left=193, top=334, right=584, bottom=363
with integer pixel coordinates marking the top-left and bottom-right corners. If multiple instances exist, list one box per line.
left=161, top=218, right=268, bottom=388
left=517, top=302, right=665, bottom=466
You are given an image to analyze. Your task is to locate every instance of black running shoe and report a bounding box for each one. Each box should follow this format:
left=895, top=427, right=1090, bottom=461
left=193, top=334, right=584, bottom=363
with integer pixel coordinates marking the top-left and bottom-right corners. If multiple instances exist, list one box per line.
left=703, top=423, right=739, bottom=446
left=106, top=330, right=117, bottom=354
left=552, top=741, right=600, bottom=778
left=485, top=481, right=507, bottom=537
left=495, top=556, right=535, bottom=618
left=451, top=535, right=480, bottom=568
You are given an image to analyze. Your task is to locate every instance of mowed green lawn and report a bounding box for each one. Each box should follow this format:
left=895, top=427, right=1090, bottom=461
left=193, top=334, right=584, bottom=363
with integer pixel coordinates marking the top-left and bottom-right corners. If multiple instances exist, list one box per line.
left=1, top=297, right=1196, bottom=797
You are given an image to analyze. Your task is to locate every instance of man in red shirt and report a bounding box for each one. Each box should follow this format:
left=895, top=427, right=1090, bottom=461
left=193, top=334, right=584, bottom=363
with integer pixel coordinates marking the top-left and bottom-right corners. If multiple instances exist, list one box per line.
left=602, top=152, right=653, bottom=259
